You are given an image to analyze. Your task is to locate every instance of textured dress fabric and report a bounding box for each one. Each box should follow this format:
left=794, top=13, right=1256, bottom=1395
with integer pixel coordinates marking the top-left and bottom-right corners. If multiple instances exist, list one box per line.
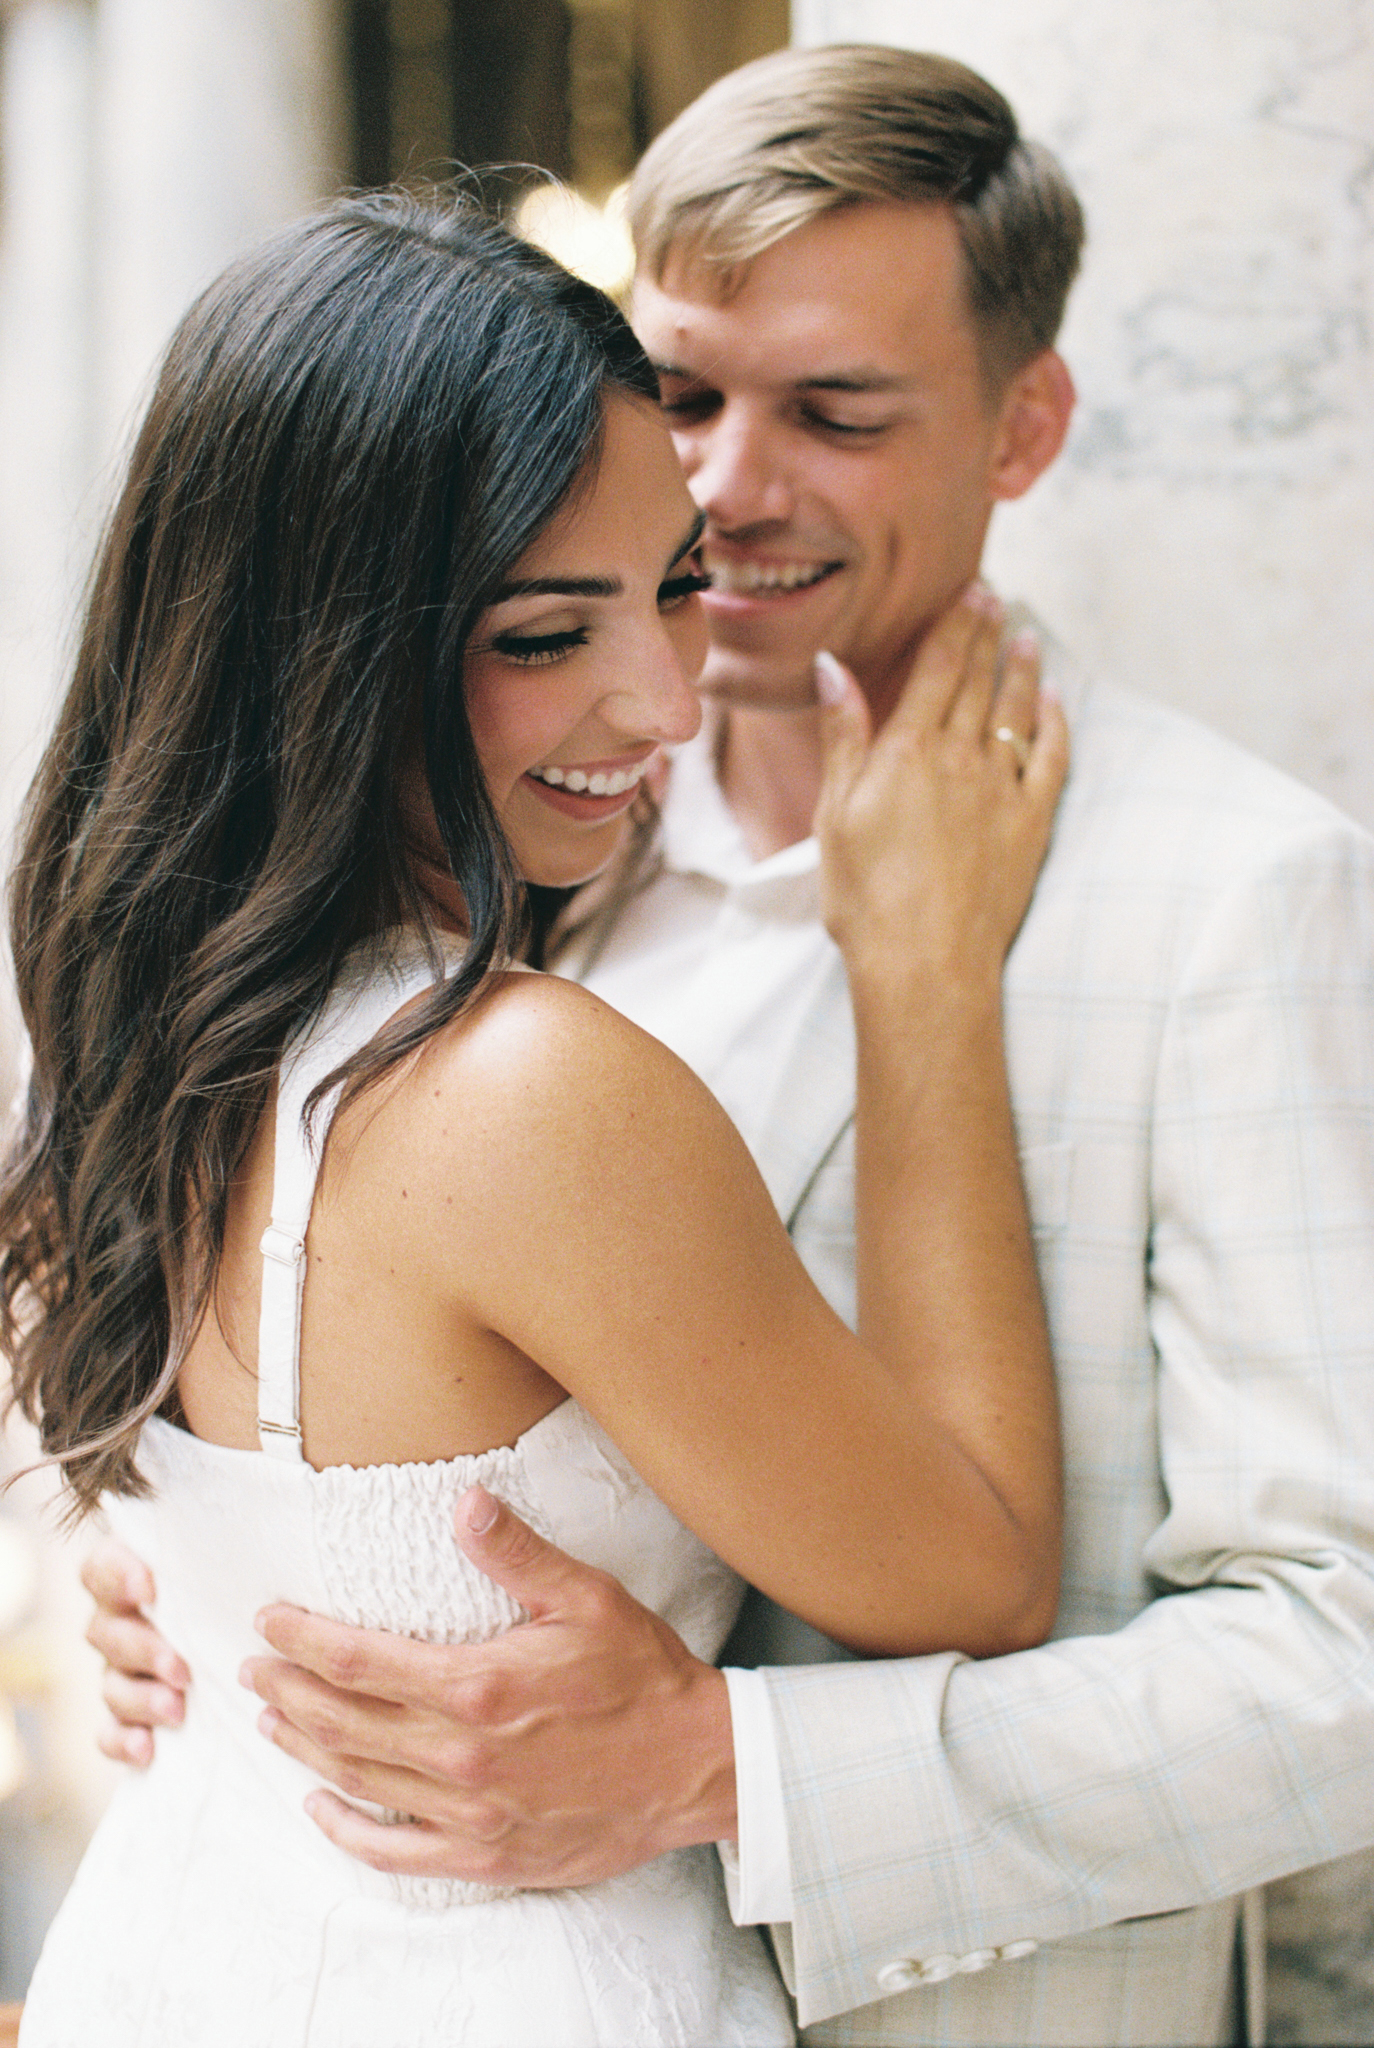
left=21, top=948, right=794, bottom=2047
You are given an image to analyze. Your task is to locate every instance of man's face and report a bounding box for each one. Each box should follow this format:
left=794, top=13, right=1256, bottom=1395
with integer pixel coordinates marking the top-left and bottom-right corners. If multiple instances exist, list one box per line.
left=633, top=201, right=1021, bottom=720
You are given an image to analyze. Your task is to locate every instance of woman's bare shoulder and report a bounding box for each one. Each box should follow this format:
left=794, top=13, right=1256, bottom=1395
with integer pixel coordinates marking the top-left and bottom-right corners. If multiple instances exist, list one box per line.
left=433, top=968, right=707, bottom=1123
left=387, top=968, right=736, bottom=1206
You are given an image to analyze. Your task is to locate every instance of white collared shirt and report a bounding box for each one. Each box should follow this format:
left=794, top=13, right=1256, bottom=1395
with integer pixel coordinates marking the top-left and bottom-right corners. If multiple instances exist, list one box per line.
left=561, top=722, right=830, bottom=1925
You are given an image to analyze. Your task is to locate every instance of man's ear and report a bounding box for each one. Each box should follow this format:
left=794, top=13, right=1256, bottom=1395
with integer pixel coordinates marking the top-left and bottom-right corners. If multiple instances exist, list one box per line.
left=989, top=350, right=1075, bottom=502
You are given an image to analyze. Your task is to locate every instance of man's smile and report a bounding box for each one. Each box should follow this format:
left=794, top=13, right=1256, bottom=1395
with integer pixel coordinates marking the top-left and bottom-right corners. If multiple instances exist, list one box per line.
left=701, top=548, right=843, bottom=599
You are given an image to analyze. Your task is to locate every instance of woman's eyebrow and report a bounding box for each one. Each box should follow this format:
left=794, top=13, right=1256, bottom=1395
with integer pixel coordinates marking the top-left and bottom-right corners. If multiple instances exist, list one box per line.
left=490, top=514, right=704, bottom=603
left=490, top=572, right=621, bottom=601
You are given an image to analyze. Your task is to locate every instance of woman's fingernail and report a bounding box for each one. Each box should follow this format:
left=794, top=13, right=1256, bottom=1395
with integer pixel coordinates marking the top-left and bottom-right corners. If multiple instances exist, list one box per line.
left=814, top=651, right=848, bottom=706
left=1008, top=628, right=1040, bottom=658
left=257, top=1708, right=280, bottom=1740
left=237, top=1662, right=256, bottom=1690
left=464, top=1486, right=499, bottom=1535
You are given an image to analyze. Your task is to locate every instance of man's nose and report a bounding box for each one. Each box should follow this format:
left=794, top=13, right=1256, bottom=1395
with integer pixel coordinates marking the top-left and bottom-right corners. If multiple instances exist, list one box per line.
left=683, top=407, right=794, bottom=530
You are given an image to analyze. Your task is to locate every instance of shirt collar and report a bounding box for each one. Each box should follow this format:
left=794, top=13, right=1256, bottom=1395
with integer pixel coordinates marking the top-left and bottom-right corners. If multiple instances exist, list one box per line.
left=657, top=609, right=1085, bottom=899
left=660, top=714, right=820, bottom=899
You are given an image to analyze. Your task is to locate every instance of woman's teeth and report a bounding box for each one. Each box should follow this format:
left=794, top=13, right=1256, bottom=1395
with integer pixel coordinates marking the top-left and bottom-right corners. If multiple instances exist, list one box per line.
left=703, top=557, right=835, bottom=594
left=529, top=759, right=649, bottom=796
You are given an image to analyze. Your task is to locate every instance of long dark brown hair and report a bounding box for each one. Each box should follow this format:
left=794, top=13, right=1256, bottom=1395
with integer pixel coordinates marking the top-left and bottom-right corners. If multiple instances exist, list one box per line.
left=0, top=190, right=659, bottom=1515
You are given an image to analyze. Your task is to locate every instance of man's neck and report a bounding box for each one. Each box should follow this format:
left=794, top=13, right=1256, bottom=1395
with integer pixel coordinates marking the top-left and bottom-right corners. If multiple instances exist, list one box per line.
left=715, top=704, right=828, bottom=862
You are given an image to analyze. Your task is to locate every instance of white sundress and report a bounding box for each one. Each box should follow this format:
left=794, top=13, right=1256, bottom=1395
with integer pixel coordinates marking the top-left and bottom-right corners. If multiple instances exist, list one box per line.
left=21, top=946, right=795, bottom=2047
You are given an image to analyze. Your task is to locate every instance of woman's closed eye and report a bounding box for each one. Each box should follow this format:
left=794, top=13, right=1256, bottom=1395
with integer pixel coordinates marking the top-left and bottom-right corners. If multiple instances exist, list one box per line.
left=489, top=625, right=589, bottom=666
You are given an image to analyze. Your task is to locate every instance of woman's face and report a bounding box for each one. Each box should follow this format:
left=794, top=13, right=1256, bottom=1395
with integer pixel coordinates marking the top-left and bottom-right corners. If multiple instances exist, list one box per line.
left=463, top=392, right=708, bottom=890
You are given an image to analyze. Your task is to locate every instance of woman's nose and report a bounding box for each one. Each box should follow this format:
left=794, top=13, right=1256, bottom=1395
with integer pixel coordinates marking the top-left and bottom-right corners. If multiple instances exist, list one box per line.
left=609, top=615, right=704, bottom=748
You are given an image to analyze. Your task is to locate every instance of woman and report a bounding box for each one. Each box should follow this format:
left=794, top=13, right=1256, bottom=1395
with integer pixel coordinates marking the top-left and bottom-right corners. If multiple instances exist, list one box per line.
left=5, top=193, right=1065, bottom=2044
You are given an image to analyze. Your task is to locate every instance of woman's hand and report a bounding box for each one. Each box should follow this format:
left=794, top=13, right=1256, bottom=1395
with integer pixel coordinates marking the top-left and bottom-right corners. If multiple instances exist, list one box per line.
left=81, top=1539, right=187, bottom=1765
left=815, top=584, right=1068, bottom=999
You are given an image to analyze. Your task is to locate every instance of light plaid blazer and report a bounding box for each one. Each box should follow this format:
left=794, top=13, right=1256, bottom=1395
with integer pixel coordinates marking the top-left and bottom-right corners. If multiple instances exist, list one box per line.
left=721, top=680, right=1374, bottom=2044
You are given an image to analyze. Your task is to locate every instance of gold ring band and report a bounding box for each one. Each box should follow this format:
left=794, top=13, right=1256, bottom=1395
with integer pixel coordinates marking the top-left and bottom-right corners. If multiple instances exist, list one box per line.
left=993, top=725, right=1031, bottom=772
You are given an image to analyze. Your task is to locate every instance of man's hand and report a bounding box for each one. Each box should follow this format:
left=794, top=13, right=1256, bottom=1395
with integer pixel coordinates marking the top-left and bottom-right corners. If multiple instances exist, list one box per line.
left=240, top=1485, right=738, bottom=1886
left=82, top=1538, right=189, bottom=1766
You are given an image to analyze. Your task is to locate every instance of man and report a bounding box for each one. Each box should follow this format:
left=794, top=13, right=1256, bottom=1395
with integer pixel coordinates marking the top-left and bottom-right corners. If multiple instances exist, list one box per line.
left=89, top=46, right=1374, bottom=2047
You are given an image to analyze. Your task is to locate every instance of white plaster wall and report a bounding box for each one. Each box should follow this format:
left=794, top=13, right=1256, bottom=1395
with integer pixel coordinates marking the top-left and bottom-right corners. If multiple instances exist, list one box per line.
left=794, top=0, right=1374, bottom=831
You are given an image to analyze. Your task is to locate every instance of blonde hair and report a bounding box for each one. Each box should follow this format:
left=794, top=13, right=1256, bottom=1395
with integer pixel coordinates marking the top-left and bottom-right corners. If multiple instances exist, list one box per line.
left=629, top=44, right=1084, bottom=387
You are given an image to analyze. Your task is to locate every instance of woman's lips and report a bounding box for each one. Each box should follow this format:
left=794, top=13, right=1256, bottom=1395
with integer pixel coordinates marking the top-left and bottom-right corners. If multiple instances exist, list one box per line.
left=522, top=754, right=652, bottom=820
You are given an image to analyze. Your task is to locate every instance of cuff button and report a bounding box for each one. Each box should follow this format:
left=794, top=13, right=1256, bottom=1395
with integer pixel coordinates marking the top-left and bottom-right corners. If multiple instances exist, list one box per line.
left=875, top=1961, right=922, bottom=1994
left=997, top=1938, right=1039, bottom=1961
left=917, top=1954, right=959, bottom=1983
left=956, top=1948, right=998, bottom=1973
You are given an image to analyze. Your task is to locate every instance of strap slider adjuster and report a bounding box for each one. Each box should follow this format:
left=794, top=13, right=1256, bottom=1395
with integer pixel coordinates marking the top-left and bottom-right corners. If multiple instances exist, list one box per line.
left=259, top=1224, right=306, bottom=1268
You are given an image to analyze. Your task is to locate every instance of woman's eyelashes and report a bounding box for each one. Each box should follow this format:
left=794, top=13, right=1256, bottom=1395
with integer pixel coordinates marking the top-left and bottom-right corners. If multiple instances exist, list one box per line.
left=489, top=625, right=589, bottom=666
left=658, top=557, right=711, bottom=609
left=489, top=562, right=708, bottom=663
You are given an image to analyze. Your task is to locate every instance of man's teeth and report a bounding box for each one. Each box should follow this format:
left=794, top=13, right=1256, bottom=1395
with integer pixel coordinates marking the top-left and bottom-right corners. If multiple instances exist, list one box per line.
left=530, top=759, right=649, bottom=796
left=704, top=558, right=834, bottom=595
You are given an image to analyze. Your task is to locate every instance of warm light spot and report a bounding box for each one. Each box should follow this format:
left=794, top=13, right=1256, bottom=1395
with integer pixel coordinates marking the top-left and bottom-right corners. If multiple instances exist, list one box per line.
left=515, top=181, right=635, bottom=300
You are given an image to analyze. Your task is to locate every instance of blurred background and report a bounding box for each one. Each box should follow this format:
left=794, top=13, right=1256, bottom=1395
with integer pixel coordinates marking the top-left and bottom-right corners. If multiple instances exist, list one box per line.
left=0, top=0, right=1370, bottom=2018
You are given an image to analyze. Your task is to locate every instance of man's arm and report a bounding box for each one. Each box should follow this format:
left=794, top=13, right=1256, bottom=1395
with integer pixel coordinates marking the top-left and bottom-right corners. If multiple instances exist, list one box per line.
left=753, top=803, right=1374, bottom=2023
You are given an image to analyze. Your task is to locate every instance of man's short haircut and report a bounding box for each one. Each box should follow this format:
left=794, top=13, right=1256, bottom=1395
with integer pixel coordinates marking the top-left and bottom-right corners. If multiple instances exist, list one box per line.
left=629, top=44, right=1085, bottom=389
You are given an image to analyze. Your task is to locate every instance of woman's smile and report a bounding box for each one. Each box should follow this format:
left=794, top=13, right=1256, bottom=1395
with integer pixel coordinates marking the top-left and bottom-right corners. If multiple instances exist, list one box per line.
left=463, top=393, right=706, bottom=889
left=523, top=750, right=655, bottom=815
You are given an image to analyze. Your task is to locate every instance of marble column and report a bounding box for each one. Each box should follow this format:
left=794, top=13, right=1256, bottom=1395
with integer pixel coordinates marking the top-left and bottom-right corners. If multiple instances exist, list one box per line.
left=0, top=0, right=96, bottom=1081
left=794, top=0, right=1374, bottom=836
left=0, top=0, right=352, bottom=1991
left=0, top=0, right=350, bottom=1106
left=91, top=0, right=349, bottom=466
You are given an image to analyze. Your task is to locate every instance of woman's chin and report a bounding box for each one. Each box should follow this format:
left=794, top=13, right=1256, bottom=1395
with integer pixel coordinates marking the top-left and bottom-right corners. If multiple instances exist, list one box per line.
left=515, top=817, right=634, bottom=894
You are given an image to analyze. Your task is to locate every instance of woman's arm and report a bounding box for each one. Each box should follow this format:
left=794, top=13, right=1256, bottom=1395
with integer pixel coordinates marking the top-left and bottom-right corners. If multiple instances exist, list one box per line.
left=818, top=596, right=1066, bottom=1642
left=415, top=593, right=1066, bottom=1658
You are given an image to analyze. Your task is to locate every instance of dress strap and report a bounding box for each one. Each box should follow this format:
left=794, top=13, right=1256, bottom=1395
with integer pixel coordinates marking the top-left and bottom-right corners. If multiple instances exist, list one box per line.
left=256, top=945, right=455, bottom=1459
